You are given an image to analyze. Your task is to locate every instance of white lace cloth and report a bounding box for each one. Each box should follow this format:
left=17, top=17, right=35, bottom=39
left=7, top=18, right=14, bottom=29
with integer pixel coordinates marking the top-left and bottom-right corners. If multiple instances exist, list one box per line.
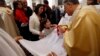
left=19, top=29, right=67, bottom=56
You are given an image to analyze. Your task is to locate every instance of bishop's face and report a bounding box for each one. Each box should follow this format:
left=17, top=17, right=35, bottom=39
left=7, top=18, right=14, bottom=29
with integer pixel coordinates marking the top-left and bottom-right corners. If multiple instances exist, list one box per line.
left=64, top=3, right=74, bottom=16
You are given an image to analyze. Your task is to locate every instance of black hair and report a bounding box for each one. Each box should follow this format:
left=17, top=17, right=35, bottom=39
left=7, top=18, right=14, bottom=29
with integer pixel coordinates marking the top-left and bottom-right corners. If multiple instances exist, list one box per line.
left=13, top=1, right=22, bottom=10
left=34, top=4, right=44, bottom=15
left=40, top=18, right=48, bottom=31
left=0, top=0, right=6, bottom=6
left=91, top=0, right=98, bottom=5
left=13, top=1, right=22, bottom=16
left=64, top=0, right=79, bottom=4
left=44, top=0, right=49, bottom=4
left=13, top=1, right=18, bottom=10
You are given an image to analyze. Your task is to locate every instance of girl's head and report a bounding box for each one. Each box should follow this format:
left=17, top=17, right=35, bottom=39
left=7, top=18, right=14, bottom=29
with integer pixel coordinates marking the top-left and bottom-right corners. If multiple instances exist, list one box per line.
left=34, top=4, right=44, bottom=15
left=40, top=19, right=51, bottom=31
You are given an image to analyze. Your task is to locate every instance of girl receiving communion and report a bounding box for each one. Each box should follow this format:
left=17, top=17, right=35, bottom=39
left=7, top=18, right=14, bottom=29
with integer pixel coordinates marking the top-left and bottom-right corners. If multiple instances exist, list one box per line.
left=40, top=18, right=57, bottom=39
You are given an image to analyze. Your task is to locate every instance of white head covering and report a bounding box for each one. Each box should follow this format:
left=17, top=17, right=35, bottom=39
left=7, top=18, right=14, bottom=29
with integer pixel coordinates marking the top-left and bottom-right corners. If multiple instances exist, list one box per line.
left=0, top=28, right=26, bottom=56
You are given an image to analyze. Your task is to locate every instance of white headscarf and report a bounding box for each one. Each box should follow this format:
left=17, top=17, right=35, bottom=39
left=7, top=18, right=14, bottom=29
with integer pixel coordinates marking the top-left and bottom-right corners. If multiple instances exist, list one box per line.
left=0, top=28, right=26, bottom=56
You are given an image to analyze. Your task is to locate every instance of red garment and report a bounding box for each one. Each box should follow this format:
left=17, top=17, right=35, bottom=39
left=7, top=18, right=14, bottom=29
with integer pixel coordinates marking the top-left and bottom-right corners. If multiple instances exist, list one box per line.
left=15, top=9, right=28, bottom=23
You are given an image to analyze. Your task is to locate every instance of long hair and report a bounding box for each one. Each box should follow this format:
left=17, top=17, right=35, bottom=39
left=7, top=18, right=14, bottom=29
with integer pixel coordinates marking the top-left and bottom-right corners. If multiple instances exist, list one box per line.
left=40, top=18, right=48, bottom=31
left=0, top=0, right=6, bottom=7
left=34, top=4, right=44, bottom=15
left=92, top=0, right=98, bottom=5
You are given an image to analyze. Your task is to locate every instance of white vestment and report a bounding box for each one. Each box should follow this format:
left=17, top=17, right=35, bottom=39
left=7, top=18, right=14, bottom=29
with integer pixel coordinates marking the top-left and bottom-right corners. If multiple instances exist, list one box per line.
left=19, top=29, right=67, bottom=56
left=0, top=28, right=26, bottom=56
left=0, top=7, right=19, bottom=38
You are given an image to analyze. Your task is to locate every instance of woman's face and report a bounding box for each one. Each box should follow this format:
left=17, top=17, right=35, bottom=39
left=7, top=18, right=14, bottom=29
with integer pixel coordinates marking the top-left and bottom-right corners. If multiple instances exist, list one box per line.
left=44, top=19, right=51, bottom=28
left=38, top=6, right=44, bottom=14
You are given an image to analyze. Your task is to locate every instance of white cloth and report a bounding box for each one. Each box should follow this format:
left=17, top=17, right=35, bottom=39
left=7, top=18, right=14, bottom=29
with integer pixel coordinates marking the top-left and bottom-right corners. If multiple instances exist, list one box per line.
left=42, top=28, right=54, bottom=36
left=59, top=13, right=72, bottom=25
left=95, top=5, right=100, bottom=13
left=29, top=12, right=40, bottom=35
left=19, top=29, right=67, bottom=56
left=0, top=28, right=26, bottom=56
left=79, top=0, right=87, bottom=5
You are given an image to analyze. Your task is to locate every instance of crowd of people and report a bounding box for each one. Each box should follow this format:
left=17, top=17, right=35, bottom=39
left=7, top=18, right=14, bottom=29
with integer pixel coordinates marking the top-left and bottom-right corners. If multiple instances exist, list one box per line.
left=0, top=0, right=100, bottom=56
left=12, top=0, right=64, bottom=41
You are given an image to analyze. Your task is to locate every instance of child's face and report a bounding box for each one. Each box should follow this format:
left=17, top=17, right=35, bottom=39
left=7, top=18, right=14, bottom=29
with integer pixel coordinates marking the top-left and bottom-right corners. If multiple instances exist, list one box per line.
left=44, top=19, right=51, bottom=28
